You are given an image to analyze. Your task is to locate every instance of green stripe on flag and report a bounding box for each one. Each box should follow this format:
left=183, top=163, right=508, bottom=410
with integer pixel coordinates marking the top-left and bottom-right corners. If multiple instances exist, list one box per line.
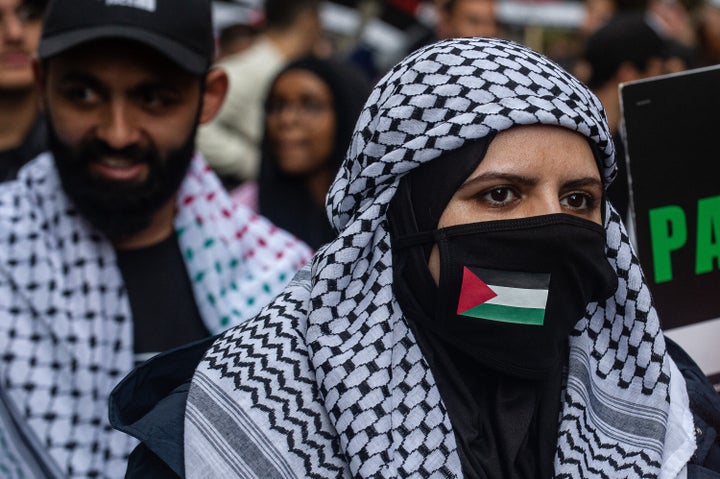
left=460, top=302, right=545, bottom=325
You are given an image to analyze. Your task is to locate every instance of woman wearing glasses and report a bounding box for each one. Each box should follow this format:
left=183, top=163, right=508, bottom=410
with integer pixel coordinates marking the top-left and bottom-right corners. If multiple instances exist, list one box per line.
left=232, top=56, right=370, bottom=250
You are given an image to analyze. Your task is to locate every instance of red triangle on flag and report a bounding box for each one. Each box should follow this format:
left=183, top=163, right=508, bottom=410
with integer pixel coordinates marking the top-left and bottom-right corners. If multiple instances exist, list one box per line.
left=457, top=266, right=497, bottom=315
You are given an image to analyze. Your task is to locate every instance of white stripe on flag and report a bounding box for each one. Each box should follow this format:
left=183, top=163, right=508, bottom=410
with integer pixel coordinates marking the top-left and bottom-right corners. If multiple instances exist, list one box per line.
left=485, top=285, right=548, bottom=309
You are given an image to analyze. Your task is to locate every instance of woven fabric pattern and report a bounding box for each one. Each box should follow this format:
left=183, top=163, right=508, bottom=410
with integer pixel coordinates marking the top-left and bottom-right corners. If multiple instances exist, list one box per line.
left=0, top=153, right=311, bottom=478
left=186, top=38, right=693, bottom=478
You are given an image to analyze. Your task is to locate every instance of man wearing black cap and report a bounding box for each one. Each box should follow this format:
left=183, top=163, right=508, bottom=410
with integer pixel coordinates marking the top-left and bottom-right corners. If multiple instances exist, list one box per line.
left=0, top=0, right=311, bottom=477
left=579, top=13, right=672, bottom=222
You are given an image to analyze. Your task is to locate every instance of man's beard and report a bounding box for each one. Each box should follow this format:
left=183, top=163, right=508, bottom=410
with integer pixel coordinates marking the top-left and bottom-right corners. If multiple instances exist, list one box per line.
left=48, top=119, right=198, bottom=243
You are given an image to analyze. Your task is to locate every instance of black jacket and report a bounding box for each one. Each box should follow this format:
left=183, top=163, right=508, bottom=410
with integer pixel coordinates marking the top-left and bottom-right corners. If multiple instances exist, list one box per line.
left=110, top=336, right=216, bottom=478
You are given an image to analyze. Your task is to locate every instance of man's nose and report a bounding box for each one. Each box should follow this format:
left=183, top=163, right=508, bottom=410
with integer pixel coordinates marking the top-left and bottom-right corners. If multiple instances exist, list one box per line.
left=96, top=102, right=141, bottom=149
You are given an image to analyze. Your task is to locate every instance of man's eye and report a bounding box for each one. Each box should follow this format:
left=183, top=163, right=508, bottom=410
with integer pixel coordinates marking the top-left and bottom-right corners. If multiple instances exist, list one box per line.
left=63, top=87, right=100, bottom=104
left=16, top=5, right=44, bottom=22
left=136, top=89, right=176, bottom=109
left=141, top=93, right=161, bottom=106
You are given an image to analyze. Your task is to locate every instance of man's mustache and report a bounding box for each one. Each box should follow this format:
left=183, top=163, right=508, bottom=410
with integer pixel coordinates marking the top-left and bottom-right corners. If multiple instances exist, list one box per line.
left=80, top=141, right=152, bottom=165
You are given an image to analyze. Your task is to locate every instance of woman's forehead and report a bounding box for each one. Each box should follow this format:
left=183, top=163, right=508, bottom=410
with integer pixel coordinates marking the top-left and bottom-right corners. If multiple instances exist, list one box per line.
left=471, top=126, right=601, bottom=178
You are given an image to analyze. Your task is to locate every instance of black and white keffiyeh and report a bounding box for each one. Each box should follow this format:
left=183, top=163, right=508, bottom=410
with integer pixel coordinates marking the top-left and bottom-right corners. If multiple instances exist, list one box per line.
left=0, top=153, right=311, bottom=478
left=185, top=38, right=695, bottom=478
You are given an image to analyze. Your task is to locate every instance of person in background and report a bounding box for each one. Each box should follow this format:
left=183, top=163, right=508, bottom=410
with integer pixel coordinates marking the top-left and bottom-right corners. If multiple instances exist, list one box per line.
left=697, top=0, right=720, bottom=65
left=232, top=56, right=370, bottom=250
left=216, top=22, right=258, bottom=61
left=579, top=0, right=654, bottom=36
left=580, top=0, right=618, bottom=35
left=437, top=0, right=500, bottom=39
left=0, top=0, right=311, bottom=476
left=579, top=12, right=678, bottom=221
left=0, top=0, right=47, bottom=182
left=111, top=37, right=718, bottom=478
left=648, top=0, right=697, bottom=53
left=406, top=0, right=500, bottom=54
left=197, top=0, right=321, bottom=189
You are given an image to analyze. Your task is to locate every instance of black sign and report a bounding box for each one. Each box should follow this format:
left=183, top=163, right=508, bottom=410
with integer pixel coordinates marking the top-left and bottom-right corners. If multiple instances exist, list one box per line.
left=620, top=65, right=720, bottom=330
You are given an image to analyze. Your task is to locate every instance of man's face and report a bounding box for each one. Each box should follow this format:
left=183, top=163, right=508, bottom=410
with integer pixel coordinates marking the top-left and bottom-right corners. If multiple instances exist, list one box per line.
left=443, top=0, right=498, bottom=39
left=40, top=40, right=203, bottom=241
left=0, top=0, right=43, bottom=90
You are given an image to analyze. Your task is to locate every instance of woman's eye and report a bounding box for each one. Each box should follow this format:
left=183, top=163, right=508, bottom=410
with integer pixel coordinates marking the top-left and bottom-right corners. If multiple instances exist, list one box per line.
left=560, top=192, right=594, bottom=210
left=266, top=100, right=286, bottom=115
left=481, top=187, right=517, bottom=206
left=299, top=98, right=328, bottom=115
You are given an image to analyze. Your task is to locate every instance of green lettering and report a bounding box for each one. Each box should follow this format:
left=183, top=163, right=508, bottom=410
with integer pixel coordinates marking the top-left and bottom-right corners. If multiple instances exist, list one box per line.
left=696, top=195, right=720, bottom=275
left=649, top=206, right=687, bottom=283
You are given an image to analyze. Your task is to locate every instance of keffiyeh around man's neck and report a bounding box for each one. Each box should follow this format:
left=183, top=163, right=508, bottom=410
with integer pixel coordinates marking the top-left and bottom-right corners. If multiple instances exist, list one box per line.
left=186, top=37, right=695, bottom=478
left=0, top=153, right=310, bottom=478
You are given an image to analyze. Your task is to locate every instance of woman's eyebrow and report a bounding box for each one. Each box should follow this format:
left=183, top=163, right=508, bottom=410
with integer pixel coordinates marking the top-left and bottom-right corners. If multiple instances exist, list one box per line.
left=457, top=172, right=538, bottom=192
left=562, top=177, right=603, bottom=190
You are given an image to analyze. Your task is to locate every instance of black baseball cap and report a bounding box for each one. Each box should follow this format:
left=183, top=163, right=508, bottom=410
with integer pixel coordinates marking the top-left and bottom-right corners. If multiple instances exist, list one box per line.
left=38, top=0, right=214, bottom=75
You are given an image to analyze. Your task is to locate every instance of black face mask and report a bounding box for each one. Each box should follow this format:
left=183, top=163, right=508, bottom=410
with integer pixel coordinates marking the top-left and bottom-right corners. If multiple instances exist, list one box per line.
left=394, top=213, right=617, bottom=379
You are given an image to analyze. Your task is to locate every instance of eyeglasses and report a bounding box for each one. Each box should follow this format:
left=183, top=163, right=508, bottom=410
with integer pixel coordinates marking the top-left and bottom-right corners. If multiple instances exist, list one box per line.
left=265, top=98, right=331, bottom=120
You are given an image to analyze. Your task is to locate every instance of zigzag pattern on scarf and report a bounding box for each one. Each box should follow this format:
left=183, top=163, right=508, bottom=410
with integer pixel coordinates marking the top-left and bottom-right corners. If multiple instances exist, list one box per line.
left=197, top=286, right=349, bottom=477
left=584, top=209, right=670, bottom=393
left=555, top=410, right=658, bottom=479
left=552, top=205, right=671, bottom=477
left=556, top=385, right=664, bottom=477
left=194, top=255, right=462, bottom=477
left=187, top=38, right=688, bottom=479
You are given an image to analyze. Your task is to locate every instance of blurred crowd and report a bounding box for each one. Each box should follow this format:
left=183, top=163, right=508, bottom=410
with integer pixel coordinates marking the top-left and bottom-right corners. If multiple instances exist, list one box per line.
left=199, top=0, right=720, bottom=242
left=4, top=0, right=720, bottom=239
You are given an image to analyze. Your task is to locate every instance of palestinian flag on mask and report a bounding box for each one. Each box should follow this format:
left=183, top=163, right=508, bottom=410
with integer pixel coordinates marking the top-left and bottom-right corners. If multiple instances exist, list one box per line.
left=456, top=266, right=550, bottom=326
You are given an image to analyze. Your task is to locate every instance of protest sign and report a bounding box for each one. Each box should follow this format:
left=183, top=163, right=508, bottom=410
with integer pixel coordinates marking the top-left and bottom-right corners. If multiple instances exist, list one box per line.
left=620, top=65, right=720, bottom=385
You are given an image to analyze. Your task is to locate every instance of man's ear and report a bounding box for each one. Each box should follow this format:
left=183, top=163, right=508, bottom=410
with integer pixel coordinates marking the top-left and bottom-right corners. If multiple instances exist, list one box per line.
left=199, top=67, right=228, bottom=124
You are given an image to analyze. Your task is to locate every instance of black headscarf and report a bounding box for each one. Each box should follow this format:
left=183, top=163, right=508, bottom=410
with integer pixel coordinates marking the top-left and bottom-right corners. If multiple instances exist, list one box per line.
left=258, top=56, right=371, bottom=250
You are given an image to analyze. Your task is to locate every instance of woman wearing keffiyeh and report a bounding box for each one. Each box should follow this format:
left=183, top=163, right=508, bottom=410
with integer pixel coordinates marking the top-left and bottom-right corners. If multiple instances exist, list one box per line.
left=111, top=37, right=706, bottom=478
